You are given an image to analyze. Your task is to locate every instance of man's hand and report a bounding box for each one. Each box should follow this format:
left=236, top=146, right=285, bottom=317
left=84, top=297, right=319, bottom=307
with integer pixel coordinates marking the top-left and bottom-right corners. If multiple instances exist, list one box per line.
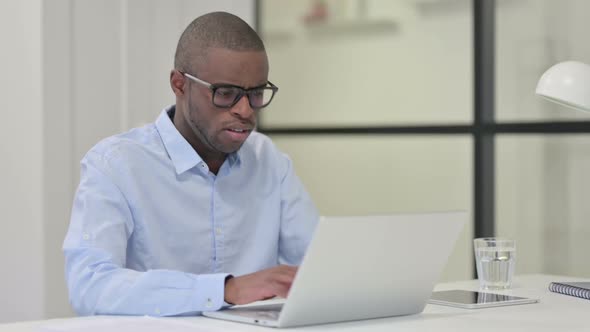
left=224, top=265, right=298, bottom=305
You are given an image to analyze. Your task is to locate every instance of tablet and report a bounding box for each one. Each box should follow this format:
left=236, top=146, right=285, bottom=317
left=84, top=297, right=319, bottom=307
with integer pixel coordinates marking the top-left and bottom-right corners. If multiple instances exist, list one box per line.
left=428, top=290, right=539, bottom=309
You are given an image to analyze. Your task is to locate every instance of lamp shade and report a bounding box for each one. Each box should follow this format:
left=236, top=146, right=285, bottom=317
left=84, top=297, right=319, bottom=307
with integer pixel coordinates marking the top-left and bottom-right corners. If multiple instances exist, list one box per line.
left=535, top=61, right=590, bottom=112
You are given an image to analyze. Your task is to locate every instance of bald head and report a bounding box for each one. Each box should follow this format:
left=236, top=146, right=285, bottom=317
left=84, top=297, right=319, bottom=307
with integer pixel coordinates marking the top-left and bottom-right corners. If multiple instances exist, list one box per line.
left=174, top=12, right=265, bottom=72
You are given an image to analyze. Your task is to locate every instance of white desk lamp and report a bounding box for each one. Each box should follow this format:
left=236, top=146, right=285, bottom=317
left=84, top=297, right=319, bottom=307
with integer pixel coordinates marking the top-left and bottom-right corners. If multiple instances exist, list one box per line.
left=535, top=61, right=590, bottom=112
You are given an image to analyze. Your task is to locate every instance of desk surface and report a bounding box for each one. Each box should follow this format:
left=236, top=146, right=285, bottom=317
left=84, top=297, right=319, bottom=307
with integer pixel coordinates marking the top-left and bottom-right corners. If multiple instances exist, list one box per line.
left=3, top=274, right=590, bottom=332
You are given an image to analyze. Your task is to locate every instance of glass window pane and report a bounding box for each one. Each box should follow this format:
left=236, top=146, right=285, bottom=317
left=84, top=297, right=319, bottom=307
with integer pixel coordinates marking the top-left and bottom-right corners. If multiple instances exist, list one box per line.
left=497, top=135, right=590, bottom=277
left=496, top=0, right=590, bottom=122
left=260, top=0, right=472, bottom=127
left=271, top=135, right=473, bottom=281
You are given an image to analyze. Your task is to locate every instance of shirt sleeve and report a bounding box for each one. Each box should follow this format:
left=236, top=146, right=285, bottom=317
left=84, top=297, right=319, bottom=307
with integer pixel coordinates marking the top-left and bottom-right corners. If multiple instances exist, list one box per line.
left=278, top=153, right=320, bottom=265
left=63, top=152, right=228, bottom=316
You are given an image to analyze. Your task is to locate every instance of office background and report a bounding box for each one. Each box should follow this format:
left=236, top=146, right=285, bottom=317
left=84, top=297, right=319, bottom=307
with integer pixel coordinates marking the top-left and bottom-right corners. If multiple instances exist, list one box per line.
left=1, top=0, right=589, bottom=324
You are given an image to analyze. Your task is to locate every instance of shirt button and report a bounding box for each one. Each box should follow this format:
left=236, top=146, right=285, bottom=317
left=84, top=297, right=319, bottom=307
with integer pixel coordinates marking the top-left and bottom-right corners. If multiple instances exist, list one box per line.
left=215, top=228, right=222, bottom=236
left=155, top=308, right=161, bottom=315
left=206, top=298, right=213, bottom=308
left=82, top=233, right=90, bottom=240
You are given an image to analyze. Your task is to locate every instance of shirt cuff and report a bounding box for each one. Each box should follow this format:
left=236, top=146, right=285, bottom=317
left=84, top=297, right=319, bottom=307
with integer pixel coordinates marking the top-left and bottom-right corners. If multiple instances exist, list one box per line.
left=194, top=273, right=230, bottom=312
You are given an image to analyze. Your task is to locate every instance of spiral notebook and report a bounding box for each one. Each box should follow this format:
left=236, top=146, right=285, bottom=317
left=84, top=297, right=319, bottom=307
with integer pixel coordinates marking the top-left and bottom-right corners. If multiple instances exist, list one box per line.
left=548, top=282, right=590, bottom=300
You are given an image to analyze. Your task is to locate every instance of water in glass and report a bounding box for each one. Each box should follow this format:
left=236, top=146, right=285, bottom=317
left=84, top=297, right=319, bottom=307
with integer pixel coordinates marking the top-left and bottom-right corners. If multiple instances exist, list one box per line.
left=475, top=246, right=516, bottom=290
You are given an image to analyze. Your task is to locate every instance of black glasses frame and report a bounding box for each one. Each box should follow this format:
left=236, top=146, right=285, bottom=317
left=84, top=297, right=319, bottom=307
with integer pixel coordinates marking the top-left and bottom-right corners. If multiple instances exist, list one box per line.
left=180, top=71, right=278, bottom=109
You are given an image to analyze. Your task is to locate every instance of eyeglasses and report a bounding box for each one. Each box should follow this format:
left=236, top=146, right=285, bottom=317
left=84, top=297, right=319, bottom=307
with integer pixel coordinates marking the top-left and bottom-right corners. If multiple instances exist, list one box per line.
left=181, top=71, right=278, bottom=109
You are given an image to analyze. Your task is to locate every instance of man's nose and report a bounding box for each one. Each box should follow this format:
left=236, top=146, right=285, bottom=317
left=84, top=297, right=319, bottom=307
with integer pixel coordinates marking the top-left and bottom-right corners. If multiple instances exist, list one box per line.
left=230, top=94, right=255, bottom=119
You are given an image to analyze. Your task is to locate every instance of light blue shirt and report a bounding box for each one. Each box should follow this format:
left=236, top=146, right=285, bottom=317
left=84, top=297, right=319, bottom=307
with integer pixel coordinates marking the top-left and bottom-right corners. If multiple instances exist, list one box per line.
left=63, top=106, right=318, bottom=316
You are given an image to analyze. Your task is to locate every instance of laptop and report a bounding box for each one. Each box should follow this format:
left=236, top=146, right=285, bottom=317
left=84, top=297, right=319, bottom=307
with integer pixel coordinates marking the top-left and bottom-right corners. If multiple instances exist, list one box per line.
left=203, top=211, right=467, bottom=328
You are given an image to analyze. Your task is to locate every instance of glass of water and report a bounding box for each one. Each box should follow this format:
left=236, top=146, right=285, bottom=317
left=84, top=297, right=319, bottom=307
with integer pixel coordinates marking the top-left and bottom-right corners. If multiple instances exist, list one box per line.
left=473, top=238, right=516, bottom=290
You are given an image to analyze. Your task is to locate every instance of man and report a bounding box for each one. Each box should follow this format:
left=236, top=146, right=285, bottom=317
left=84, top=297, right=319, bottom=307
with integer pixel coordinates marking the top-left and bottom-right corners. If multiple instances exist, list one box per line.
left=63, top=12, right=318, bottom=316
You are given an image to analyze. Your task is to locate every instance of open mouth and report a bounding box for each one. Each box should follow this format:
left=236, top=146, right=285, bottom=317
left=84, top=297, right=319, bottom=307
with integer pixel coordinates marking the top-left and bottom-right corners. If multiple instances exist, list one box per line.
left=225, top=128, right=252, bottom=141
left=227, top=128, right=250, bottom=133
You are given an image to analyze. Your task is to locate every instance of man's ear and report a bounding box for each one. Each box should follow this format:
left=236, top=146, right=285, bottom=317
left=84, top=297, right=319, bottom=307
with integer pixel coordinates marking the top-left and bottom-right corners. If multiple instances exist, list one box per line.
left=170, top=70, right=185, bottom=97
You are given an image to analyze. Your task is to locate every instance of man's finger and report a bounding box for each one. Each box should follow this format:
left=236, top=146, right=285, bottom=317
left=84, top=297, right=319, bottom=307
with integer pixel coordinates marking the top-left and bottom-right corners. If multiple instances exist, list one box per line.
left=271, top=282, right=291, bottom=298
left=271, top=270, right=297, bottom=285
left=275, top=265, right=298, bottom=278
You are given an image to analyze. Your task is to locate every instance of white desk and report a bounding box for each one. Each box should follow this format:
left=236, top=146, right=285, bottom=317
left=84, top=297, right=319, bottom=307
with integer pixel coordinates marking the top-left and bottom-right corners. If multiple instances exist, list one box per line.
left=2, top=274, right=589, bottom=332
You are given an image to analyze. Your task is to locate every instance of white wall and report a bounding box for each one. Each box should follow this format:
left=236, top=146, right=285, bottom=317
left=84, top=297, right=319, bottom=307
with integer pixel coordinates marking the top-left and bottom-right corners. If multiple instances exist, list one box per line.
left=0, top=0, right=254, bottom=323
left=0, top=0, right=44, bottom=323
left=42, top=0, right=74, bottom=319
left=272, top=136, right=474, bottom=282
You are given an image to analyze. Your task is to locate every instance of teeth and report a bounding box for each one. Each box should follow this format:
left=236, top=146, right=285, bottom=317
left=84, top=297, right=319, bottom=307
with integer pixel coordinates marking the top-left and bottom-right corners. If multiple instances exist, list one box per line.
left=230, top=129, right=245, bottom=132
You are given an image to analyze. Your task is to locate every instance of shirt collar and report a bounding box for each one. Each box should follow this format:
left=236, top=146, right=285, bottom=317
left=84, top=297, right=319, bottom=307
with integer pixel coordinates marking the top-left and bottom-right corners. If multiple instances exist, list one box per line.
left=227, top=149, right=242, bottom=168
left=155, top=105, right=242, bottom=174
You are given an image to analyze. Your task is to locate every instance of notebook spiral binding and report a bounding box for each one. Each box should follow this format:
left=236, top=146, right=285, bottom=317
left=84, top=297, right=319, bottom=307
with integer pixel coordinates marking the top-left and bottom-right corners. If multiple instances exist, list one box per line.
left=549, top=282, right=590, bottom=300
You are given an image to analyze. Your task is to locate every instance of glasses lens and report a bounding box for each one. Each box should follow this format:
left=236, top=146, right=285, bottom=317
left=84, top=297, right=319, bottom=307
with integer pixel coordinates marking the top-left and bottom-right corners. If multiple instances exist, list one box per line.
left=248, top=88, right=275, bottom=108
left=213, top=87, right=241, bottom=107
